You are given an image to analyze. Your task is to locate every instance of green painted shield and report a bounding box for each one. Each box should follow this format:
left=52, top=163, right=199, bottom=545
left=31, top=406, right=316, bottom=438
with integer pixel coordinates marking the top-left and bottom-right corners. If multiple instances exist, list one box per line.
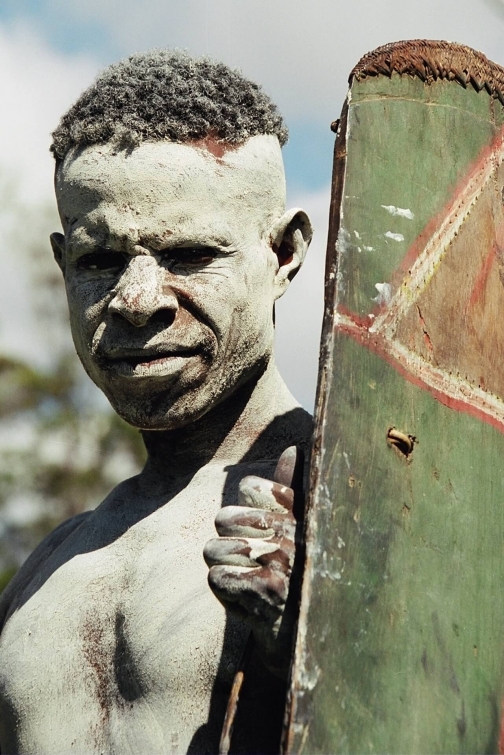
left=284, top=41, right=504, bottom=754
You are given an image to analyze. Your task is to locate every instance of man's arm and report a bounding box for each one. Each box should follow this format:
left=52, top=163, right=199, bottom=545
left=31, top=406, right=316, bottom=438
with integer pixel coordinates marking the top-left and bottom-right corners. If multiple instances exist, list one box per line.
left=0, top=511, right=91, bottom=635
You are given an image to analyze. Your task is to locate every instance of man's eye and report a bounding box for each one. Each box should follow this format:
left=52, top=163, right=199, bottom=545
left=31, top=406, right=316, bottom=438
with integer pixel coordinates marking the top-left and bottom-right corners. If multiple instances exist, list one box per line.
left=77, top=252, right=126, bottom=272
left=164, top=248, right=217, bottom=266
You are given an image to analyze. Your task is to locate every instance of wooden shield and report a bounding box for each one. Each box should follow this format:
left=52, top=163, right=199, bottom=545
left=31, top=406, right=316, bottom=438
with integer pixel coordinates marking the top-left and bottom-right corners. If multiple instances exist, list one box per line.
left=283, top=40, right=504, bottom=754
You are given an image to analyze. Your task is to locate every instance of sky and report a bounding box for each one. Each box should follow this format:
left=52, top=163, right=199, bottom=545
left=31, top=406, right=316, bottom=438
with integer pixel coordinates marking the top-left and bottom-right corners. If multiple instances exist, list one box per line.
left=0, top=0, right=504, bottom=410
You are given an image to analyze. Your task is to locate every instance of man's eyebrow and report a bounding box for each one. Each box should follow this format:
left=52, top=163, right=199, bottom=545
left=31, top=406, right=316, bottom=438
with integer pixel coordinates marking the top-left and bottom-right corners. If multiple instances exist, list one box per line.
left=142, top=234, right=235, bottom=250
left=66, top=225, right=109, bottom=248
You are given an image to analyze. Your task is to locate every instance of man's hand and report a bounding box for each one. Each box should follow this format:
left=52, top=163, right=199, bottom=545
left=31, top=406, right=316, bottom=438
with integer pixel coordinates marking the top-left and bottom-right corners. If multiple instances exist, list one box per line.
left=203, top=446, right=304, bottom=678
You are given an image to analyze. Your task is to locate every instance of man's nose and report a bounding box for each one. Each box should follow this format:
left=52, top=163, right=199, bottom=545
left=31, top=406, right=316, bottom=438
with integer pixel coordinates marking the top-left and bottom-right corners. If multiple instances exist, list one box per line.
left=108, top=256, right=178, bottom=327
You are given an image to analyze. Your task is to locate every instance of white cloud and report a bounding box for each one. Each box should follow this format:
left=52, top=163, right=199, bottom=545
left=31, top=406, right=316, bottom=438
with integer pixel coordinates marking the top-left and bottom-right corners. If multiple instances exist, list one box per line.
left=275, top=185, right=329, bottom=412
left=46, top=0, right=504, bottom=124
left=0, top=21, right=99, bottom=202
left=0, top=22, right=99, bottom=365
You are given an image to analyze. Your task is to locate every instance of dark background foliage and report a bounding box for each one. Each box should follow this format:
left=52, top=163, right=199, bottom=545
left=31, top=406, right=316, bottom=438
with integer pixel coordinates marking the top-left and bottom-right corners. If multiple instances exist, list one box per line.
left=0, top=194, right=146, bottom=591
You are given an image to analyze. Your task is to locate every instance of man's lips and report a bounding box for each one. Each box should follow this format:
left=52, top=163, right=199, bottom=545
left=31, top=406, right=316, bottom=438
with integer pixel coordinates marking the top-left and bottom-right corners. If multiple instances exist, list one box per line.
left=98, top=347, right=201, bottom=377
left=107, top=347, right=195, bottom=362
left=101, top=344, right=197, bottom=360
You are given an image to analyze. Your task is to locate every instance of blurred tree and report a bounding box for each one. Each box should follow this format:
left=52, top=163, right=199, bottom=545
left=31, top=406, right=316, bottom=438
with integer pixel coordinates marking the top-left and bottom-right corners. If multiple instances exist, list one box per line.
left=0, top=177, right=146, bottom=589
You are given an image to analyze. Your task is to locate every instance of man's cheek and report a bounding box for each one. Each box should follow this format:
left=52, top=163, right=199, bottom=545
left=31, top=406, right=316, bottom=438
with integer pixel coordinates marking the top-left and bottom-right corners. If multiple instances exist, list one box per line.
left=66, top=275, right=115, bottom=310
left=67, top=301, right=103, bottom=363
left=189, top=284, right=243, bottom=343
left=66, top=277, right=109, bottom=317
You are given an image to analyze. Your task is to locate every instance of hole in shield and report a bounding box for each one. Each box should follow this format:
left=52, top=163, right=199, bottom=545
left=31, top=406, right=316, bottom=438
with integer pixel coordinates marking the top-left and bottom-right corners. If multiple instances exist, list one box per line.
left=387, top=427, right=416, bottom=458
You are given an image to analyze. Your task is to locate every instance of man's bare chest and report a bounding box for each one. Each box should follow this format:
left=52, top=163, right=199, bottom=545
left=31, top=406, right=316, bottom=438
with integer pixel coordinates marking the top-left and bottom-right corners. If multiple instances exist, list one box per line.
left=0, top=475, right=250, bottom=753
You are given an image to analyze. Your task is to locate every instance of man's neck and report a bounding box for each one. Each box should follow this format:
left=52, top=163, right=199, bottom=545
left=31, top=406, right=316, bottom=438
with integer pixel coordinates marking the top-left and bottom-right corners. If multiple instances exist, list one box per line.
left=139, top=358, right=304, bottom=490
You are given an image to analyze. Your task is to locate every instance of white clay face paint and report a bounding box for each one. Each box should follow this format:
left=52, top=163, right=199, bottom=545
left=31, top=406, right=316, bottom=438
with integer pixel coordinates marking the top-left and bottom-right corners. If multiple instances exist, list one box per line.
left=55, top=136, right=290, bottom=430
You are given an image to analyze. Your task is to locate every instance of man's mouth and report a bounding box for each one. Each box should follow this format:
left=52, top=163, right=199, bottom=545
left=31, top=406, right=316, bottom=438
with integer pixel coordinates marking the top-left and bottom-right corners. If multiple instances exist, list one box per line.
left=101, top=348, right=199, bottom=378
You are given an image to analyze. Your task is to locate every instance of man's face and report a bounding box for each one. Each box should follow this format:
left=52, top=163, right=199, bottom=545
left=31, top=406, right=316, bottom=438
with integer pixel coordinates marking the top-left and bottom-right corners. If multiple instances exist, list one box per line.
left=54, top=136, right=287, bottom=430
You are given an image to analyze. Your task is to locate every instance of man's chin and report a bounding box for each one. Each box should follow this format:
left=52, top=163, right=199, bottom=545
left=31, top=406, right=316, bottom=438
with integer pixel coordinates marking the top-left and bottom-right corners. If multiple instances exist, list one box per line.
left=92, top=356, right=268, bottom=431
left=106, top=390, right=213, bottom=432
left=86, top=358, right=213, bottom=429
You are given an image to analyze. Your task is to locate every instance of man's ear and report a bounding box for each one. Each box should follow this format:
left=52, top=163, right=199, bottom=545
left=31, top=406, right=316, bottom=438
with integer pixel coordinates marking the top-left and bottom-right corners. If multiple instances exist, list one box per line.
left=269, top=208, right=313, bottom=300
left=50, top=232, right=66, bottom=273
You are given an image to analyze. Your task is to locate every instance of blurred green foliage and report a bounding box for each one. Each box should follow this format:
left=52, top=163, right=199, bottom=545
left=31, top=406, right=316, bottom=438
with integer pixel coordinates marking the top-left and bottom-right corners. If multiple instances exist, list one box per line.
left=0, top=189, right=146, bottom=592
left=0, top=352, right=147, bottom=588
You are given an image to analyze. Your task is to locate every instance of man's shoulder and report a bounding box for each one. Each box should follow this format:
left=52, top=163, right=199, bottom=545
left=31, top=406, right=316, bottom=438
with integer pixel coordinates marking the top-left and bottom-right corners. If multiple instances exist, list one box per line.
left=0, top=511, right=91, bottom=634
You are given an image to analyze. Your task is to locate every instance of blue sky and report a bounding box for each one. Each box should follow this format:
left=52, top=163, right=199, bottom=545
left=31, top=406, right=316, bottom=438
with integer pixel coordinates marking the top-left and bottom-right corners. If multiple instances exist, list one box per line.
left=0, top=0, right=503, bottom=408
left=4, top=0, right=502, bottom=193
left=0, top=0, right=336, bottom=192
left=0, top=0, right=120, bottom=59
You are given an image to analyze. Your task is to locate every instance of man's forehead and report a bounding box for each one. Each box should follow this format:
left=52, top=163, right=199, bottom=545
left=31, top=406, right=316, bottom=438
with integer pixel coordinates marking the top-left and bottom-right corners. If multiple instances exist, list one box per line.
left=58, top=136, right=285, bottom=201
left=67, top=211, right=238, bottom=251
left=56, top=136, right=286, bottom=239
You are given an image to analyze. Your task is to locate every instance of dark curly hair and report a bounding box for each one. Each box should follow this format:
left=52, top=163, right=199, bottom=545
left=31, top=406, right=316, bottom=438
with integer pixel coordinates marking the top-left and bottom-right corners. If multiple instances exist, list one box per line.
left=51, top=50, right=288, bottom=161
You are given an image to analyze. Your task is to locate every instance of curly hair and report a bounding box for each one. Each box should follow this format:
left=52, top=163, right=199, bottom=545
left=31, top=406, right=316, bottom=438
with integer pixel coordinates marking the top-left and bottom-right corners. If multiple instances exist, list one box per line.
left=51, top=50, right=288, bottom=161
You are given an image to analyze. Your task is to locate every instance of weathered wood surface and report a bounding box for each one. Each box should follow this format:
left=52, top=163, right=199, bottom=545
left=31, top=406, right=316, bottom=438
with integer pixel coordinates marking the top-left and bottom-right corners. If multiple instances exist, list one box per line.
left=284, top=41, right=504, bottom=754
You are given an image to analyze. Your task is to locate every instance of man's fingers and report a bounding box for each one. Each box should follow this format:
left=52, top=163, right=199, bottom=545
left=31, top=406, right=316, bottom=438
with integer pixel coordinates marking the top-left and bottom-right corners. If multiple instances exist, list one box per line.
left=238, top=475, right=294, bottom=512
left=274, top=446, right=305, bottom=490
left=207, top=564, right=288, bottom=619
left=203, top=536, right=288, bottom=569
left=215, top=505, right=295, bottom=539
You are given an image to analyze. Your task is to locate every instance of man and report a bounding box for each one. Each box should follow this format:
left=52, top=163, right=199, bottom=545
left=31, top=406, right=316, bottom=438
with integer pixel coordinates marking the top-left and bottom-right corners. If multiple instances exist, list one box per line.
left=0, top=50, right=313, bottom=754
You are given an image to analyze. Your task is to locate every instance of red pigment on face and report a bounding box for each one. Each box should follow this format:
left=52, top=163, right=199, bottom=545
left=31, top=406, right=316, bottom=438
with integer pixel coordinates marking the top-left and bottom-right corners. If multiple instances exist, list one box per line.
left=191, top=136, right=241, bottom=162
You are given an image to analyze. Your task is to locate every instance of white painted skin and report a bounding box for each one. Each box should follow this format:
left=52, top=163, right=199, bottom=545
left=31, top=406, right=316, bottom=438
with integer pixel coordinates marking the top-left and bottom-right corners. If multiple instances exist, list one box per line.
left=55, top=135, right=303, bottom=431
left=0, top=135, right=313, bottom=754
